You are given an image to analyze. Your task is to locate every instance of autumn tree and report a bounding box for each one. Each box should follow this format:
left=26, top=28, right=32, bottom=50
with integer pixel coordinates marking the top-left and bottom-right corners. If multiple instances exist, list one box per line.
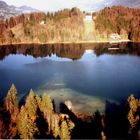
left=9, top=17, right=16, bottom=28
left=127, top=94, right=138, bottom=113
left=5, top=84, right=19, bottom=121
left=17, top=106, right=39, bottom=139
left=67, top=119, right=75, bottom=133
left=94, top=6, right=140, bottom=42
left=25, top=89, right=38, bottom=119
left=127, top=94, right=140, bottom=137
left=0, top=20, right=7, bottom=36
left=60, top=120, right=71, bottom=140
left=52, top=114, right=60, bottom=138
left=35, top=95, right=42, bottom=110
left=2, top=85, right=76, bottom=139
left=41, top=93, right=54, bottom=133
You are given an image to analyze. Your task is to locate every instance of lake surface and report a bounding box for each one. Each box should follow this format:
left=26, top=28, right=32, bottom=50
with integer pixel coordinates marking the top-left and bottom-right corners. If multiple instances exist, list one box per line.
left=0, top=42, right=140, bottom=113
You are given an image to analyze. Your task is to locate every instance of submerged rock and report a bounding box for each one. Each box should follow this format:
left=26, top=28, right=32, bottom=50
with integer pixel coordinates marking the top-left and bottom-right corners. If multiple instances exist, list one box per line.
left=64, top=100, right=73, bottom=111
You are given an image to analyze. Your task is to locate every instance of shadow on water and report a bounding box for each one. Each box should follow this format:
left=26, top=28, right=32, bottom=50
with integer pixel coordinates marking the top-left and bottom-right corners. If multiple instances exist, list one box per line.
left=36, top=108, right=51, bottom=139
left=59, top=100, right=130, bottom=139
left=60, top=103, right=101, bottom=139
left=105, top=100, right=129, bottom=139
left=60, top=102, right=97, bottom=139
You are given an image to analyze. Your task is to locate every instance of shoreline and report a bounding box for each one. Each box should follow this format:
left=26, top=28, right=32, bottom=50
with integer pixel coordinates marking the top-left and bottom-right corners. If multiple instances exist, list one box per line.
left=0, top=40, right=133, bottom=46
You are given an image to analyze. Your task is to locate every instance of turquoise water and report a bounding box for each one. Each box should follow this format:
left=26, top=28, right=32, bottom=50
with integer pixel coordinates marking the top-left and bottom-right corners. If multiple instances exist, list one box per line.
left=0, top=43, right=140, bottom=112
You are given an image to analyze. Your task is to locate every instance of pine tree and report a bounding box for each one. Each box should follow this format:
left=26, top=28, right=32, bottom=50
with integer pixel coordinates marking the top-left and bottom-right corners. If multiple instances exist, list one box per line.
left=17, top=106, right=38, bottom=139
left=35, top=95, right=42, bottom=110
left=127, top=94, right=138, bottom=113
left=67, top=119, right=75, bottom=133
left=60, top=120, right=70, bottom=140
left=5, top=84, right=19, bottom=121
left=52, top=114, right=60, bottom=138
left=25, top=89, right=38, bottom=119
left=41, top=93, right=54, bottom=133
left=127, top=95, right=139, bottom=135
left=41, top=93, right=53, bottom=113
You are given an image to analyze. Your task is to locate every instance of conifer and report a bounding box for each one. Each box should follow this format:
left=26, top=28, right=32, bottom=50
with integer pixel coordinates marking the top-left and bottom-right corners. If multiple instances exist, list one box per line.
left=25, top=89, right=38, bottom=118
left=5, top=84, right=19, bottom=120
left=60, top=120, right=70, bottom=140
left=35, top=95, right=42, bottom=110
left=41, top=93, right=54, bottom=133
left=52, top=114, right=60, bottom=138
left=17, top=106, right=38, bottom=139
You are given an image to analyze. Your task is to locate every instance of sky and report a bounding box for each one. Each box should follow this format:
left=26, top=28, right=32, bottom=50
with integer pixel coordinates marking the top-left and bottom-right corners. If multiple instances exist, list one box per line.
left=3, top=0, right=113, bottom=12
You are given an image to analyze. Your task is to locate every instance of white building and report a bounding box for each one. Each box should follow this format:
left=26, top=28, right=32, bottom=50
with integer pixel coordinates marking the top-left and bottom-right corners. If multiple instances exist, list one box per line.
left=84, top=15, right=92, bottom=21
left=110, top=33, right=121, bottom=40
left=40, top=20, right=45, bottom=25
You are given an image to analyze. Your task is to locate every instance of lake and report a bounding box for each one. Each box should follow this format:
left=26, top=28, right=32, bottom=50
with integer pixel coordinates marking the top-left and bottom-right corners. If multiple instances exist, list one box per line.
left=0, top=42, right=140, bottom=113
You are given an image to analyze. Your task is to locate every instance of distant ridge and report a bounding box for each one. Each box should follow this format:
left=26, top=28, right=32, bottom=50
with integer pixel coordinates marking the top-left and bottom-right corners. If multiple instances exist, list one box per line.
left=19, top=5, right=39, bottom=13
left=113, top=0, right=140, bottom=9
left=89, top=0, right=140, bottom=11
left=0, top=0, right=39, bottom=20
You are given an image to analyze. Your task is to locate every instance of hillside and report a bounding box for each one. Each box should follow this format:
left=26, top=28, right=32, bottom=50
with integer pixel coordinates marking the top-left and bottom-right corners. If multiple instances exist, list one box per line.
left=0, top=8, right=85, bottom=44
left=94, top=6, right=140, bottom=42
left=0, top=6, right=140, bottom=44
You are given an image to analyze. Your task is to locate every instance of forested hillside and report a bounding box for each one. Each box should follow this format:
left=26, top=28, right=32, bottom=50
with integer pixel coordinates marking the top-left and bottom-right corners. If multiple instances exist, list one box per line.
left=94, top=6, right=140, bottom=42
left=0, top=6, right=140, bottom=44
left=0, top=8, right=84, bottom=44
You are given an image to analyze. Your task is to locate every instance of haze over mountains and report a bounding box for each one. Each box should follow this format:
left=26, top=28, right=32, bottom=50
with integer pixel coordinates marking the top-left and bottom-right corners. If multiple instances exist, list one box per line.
left=0, top=0, right=38, bottom=20
left=90, top=0, right=140, bottom=11
left=113, top=0, right=140, bottom=8
left=1, top=0, right=140, bottom=12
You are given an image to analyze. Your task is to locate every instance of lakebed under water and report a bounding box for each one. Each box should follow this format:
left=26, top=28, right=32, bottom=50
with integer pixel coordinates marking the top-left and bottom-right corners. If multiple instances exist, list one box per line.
left=0, top=42, right=140, bottom=113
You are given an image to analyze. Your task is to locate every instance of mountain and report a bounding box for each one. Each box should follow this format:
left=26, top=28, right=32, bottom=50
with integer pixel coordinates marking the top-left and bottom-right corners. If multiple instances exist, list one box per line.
left=0, top=1, right=17, bottom=19
left=89, top=0, right=140, bottom=11
left=19, top=5, right=39, bottom=13
left=0, top=0, right=38, bottom=20
left=112, top=0, right=140, bottom=8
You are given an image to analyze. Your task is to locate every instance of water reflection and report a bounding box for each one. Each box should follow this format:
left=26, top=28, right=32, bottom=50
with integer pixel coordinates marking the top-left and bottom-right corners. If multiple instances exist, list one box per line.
left=0, top=42, right=140, bottom=60
left=93, top=42, right=140, bottom=56
left=0, top=43, right=85, bottom=60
